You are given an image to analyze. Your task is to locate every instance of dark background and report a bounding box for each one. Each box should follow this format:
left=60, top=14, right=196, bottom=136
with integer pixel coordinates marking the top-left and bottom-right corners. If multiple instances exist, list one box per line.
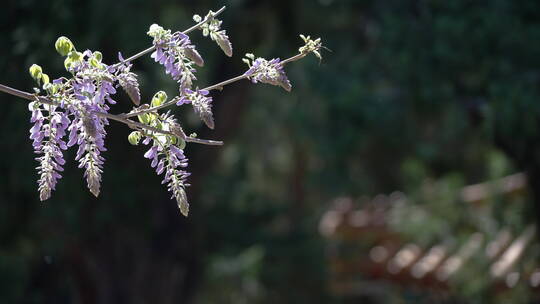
left=1, top=0, right=540, bottom=303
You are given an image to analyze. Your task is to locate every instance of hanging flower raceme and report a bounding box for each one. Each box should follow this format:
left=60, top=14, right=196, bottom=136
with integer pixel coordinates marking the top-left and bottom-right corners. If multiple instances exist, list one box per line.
left=193, top=11, right=232, bottom=57
left=116, top=53, right=141, bottom=106
left=242, top=54, right=291, bottom=92
left=177, top=88, right=214, bottom=129
left=28, top=38, right=127, bottom=199
left=66, top=50, right=118, bottom=197
left=136, top=112, right=191, bottom=216
left=29, top=102, right=69, bottom=201
left=148, top=24, right=202, bottom=92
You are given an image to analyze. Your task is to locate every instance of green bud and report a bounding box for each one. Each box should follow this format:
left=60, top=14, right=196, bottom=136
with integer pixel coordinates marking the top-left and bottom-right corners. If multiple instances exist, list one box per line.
left=177, top=138, right=186, bottom=150
left=55, top=36, right=74, bottom=56
left=68, top=51, right=83, bottom=62
left=147, top=24, right=164, bottom=38
left=43, top=83, right=53, bottom=92
left=138, top=113, right=150, bottom=124
left=41, top=73, right=50, bottom=85
left=89, top=57, right=100, bottom=68
left=29, top=64, right=43, bottom=80
left=93, top=51, right=103, bottom=62
left=151, top=91, right=167, bottom=107
left=64, top=57, right=72, bottom=70
left=193, top=14, right=202, bottom=22
left=64, top=51, right=83, bottom=71
left=128, top=131, right=142, bottom=145
left=44, top=83, right=58, bottom=94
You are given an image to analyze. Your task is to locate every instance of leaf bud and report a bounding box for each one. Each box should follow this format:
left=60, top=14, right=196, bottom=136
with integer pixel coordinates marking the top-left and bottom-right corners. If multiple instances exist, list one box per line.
left=137, top=113, right=150, bottom=124
left=128, top=131, right=142, bottom=145
left=89, top=57, right=100, bottom=68
left=68, top=51, right=83, bottom=62
left=147, top=24, right=164, bottom=38
left=54, top=36, right=74, bottom=56
left=29, top=64, right=43, bottom=80
left=41, top=73, right=50, bottom=85
left=177, top=138, right=186, bottom=149
left=151, top=91, right=167, bottom=107
left=93, top=51, right=103, bottom=62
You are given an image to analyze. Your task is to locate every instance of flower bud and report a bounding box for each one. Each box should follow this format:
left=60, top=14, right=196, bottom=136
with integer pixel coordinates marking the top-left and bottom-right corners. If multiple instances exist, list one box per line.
left=29, top=64, right=43, bottom=80
left=128, top=131, right=142, bottom=145
left=82, top=115, right=97, bottom=138
left=177, top=187, right=189, bottom=216
left=151, top=91, right=167, bottom=107
left=55, top=36, right=74, bottom=56
left=215, top=33, right=232, bottom=57
left=184, top=48, right=204, bottom=67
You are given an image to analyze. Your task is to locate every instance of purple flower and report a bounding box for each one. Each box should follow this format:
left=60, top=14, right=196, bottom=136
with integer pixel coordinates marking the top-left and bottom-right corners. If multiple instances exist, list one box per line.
left=162, top=147, right=190, bottom=216
left=179, top=88, right=214, bottom=129
left=28, top=102, right=69, bottom=201
left=140, top=113, right=191, bottom=216
left=64, top=53, right=116, bottom=197
left=198, top=13, right=233, bottom=57
left=244, top=57, right=291, bottom=92
left=149, top=29, right=199, bottom=92
left=144, top=145, right=159, bottom=159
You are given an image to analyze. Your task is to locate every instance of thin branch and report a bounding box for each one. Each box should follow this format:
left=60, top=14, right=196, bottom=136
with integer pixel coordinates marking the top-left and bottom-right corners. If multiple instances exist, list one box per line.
left=203, top=74, right=248, bottom=91
left=124, top=52, right=306, bottom=118
left=184, top=136, right=223, bottom=146
left=101, top=112, right=223, bottom=146
left=125, top=98, right=181, bottom=118
left=124, top=74, right=248, bottom=118
left=280, top=53, right=307, bottom=65
left=183, top=6, right=227, bottom=35
left=0, top=83, right=223, bottom=146
left=0, top=84, right=52, bottom=105
left=114, top=6, right=227, bottom=66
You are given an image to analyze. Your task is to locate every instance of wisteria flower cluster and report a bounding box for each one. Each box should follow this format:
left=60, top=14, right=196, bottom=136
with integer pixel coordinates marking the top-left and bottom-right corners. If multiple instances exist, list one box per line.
left=2, top=7, right=323, bottom=216
left=243, top=54, right=292, bottom=92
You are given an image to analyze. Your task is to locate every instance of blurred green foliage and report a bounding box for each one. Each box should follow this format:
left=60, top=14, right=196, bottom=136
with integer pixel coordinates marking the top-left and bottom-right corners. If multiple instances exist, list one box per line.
left=1, top=0, right=540, bottom=303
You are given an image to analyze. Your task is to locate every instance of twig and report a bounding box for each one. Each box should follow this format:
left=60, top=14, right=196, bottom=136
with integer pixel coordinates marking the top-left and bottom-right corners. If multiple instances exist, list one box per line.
left=280, top=53, right=307, bottom=65
left=114, top=6, right=227, bottom=66
left=0, top=84, right=53, bottom=105
left=124, top=52, right=306, bottom=118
